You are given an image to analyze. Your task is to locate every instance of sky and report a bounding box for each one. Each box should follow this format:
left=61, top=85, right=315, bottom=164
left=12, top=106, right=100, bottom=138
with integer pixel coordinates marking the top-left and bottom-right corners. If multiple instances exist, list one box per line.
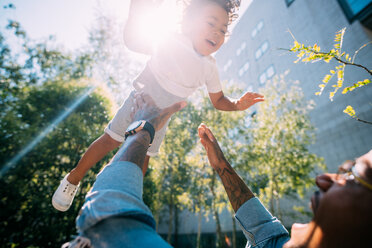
left=0, top=0, right=252, bottom=51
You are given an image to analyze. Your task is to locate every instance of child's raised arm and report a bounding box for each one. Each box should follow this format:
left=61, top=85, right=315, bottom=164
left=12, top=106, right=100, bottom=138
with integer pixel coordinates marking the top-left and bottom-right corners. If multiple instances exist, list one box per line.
left=124, top=0, right=163, bottom=55
left=209, top=91, right=264, bottom=111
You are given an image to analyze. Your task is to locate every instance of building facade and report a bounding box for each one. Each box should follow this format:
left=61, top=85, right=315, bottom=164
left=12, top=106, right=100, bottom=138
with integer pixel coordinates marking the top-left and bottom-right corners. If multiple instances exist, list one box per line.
left=216, top=0, right=372, bottom=169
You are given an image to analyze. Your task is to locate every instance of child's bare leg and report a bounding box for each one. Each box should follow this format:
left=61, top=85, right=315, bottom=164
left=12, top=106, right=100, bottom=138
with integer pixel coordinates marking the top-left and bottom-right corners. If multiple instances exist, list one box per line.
left=142, top=155, right=150, bottom=176
left=67, top=133, right=122, bottom=185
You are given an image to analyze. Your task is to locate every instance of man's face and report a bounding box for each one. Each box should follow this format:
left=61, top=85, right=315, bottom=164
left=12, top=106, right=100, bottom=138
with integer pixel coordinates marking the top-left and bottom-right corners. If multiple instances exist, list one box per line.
left=284, top=150, right=372, bottom=248
left=187, top=2, right=229, bottom=56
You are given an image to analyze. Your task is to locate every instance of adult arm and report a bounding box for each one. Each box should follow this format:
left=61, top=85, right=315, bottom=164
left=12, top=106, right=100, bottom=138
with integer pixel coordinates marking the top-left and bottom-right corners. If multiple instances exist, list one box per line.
left=209, top=91, right=264, bottom=111
left=197, top=123, right=254, bottom=211
left=111, top=92, right=186, bottom=170
left=198, top=124, right=289, bottom=247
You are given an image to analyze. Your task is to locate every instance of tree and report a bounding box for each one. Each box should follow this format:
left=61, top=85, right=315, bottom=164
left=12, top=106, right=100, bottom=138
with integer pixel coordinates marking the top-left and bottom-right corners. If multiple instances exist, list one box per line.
left=149, top=103, right=201, bottom=246
left=0, top=80, right=114, bottom=247
left=0, top=19, right=114, bottom=247
left=237, top=74, right=325, bottom=219
left=285, top=28, right=372, bottom=124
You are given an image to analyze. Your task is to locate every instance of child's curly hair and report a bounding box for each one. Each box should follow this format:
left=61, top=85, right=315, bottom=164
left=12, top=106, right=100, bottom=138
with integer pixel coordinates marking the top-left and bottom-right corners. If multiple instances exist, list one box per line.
left=182, top=0, right=241, bottom=25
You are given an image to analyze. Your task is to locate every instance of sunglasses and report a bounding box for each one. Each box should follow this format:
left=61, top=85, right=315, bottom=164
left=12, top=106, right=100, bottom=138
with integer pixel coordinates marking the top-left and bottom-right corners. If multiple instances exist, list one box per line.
left=337, top=160, right=372, bottom=191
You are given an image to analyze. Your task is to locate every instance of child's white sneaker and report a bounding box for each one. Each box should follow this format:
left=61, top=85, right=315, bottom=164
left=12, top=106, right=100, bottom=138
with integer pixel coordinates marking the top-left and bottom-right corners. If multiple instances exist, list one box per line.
left=52, top=174, right=80, bottom=212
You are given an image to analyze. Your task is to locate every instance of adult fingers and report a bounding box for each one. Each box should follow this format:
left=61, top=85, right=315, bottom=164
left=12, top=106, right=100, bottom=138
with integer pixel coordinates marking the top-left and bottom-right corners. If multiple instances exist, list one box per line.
left=315, top=173, right=336, bottom=191
left=204, top=125, right=217, bottom=143
left=198, top=123, right=217, bottom=145
left=135, top=91, right=146, bottom=107
left=162, top=101, right=187, bottom=120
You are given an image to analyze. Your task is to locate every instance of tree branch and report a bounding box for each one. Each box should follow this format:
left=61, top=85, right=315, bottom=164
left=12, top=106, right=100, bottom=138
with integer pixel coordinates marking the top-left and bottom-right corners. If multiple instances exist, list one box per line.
left=279, top=47, right=372, bottom=76
left=355, top=118, right=372, bottom=125
left=333, top=56, right=372, bottom=76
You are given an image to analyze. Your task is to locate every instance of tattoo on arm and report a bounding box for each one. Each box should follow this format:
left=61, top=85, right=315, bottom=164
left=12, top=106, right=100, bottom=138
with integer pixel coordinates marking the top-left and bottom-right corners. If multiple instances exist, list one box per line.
left=216, top=163, right=254, bottom=212
left=112, top=131, right=150, bottom=171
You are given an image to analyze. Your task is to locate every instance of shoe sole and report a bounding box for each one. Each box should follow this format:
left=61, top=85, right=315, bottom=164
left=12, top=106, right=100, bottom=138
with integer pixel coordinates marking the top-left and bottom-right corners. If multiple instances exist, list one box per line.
left=52, top=197, right=70, bottom=212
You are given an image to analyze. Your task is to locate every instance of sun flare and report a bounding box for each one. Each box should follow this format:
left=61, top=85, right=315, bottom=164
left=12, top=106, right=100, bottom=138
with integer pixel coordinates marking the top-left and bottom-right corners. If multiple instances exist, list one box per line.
left=136, top=0, right=181, bottom=46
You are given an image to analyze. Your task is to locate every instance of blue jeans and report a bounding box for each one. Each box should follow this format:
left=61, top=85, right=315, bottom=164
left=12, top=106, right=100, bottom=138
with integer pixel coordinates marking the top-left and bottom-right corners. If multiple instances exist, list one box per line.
left=76, top=161, right=171, bottom=248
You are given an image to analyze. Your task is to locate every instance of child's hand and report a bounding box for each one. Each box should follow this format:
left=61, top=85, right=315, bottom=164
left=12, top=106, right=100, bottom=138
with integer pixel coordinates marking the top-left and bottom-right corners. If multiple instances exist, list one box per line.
left=235, top=92, right=264, bottom=111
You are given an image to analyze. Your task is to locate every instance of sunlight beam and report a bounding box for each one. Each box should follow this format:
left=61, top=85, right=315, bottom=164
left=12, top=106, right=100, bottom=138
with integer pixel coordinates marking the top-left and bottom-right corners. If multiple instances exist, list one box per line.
left=136, top=0, right=180, bottom=46
left=0, top=85, right=96, bottom=178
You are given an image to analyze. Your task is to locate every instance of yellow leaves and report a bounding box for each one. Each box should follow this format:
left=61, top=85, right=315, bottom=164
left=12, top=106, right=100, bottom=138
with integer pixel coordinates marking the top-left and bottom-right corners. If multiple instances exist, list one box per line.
left=329, top=91, right=335, bottom=100
left=334, top=33, right=342, bottom=42
left=344, top=53, right=351, bottom=62
left=343, top=105, right=356, bottom=117
left=294, top=51, right=305, bottom=63
left=297, top=51, right=305, bottom=58
left=294, top=40, right=300, bottom=49
left=334, top=28, right=346, bottom=44
left=322, top=74, right=332, bottom=83
left=313, top=43, right=320, bottom=52
left=323, top=56, right=332, bottom=63
left=327, top=65, right=345, bottom=101
left=342, top=79, right=371, bottom=94
left=316, top=82, right=326, bottom=96
left=286, top=27, right=372, bottom=123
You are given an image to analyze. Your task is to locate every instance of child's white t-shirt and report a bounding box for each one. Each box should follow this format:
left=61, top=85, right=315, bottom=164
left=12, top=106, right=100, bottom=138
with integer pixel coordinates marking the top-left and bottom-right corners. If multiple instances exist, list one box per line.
left=147, top=33, right=222, bottom=98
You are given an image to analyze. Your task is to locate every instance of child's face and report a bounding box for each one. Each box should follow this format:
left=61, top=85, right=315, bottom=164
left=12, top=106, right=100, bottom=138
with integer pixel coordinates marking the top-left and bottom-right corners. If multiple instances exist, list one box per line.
left=188, top=2, right=229, bottom=56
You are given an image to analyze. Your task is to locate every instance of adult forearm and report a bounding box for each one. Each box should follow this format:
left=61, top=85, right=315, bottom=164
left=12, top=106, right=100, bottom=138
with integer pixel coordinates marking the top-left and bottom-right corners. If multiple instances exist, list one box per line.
left=111, top=131, right=150, bottom=171
left=214, top=159, right=255, bottom=212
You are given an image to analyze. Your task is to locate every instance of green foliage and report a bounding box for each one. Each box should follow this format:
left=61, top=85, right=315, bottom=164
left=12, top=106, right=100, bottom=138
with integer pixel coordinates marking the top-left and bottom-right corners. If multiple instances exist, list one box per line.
left=150, top=103, right=201, bottom=227
left=288, top=28, right=372, bottom=124
left=0, top=21, right=93, bottom=102
left=0, top=20, right=114, bottom=247
left=237, top=74, right=325, bottom=218
left=0, top=80, right=113, bottom=247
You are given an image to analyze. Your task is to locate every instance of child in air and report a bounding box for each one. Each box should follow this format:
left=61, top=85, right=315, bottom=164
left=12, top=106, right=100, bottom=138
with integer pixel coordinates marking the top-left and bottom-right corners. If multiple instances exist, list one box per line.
left=52, top=0, right=264, bottom=211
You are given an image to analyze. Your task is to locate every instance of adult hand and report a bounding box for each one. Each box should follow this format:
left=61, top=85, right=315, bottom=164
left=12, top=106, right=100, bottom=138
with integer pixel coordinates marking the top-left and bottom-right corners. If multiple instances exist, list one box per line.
left=198, top=123, right=227, bottom=168
left=198, top=123, right=255, bottom=211
left=235, top=92, right=264, bottom=111
left=131, top=92, right=187, bottom=131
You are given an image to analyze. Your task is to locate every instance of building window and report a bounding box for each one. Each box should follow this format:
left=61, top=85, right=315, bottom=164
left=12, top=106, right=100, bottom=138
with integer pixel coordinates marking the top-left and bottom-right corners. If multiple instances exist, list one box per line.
left=236, top=41, right=247, bottom=56
left=257, top=21, right=264, bottom=31
left=238, top=61, right=250, bottom=77
left=259, top=73, right=267, bottom=84
left=338, top=0, right=372, bottom=27
left=259, top=65, right=275, bottom=84
left=251, top=20, right=264, bottom=38
left=285, top=0, right=295, bottom=7
left=223, top=59, right=232, bottom=72
left=266, top=65, right=275, bottom=78
left=255, top=49, right=262, bottom=60
left=255, top=41, right=270, bottom=60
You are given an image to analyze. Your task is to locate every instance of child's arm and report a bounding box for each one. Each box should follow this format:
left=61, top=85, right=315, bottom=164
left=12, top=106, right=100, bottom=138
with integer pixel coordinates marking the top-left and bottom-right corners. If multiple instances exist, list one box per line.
left=124, top=0, right=163, bottom=54
left=209, top=91, right=264, bottom=111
